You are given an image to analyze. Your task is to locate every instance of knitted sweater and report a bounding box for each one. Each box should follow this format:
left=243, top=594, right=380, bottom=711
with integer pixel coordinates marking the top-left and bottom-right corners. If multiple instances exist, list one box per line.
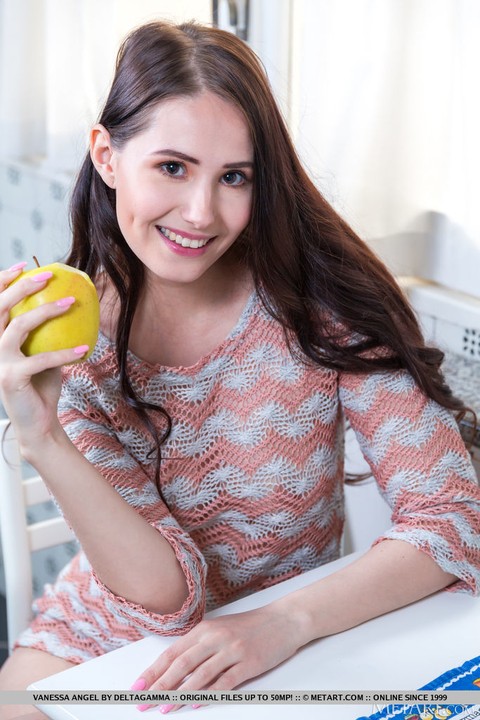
left=16, top=292, right=480, bottom=663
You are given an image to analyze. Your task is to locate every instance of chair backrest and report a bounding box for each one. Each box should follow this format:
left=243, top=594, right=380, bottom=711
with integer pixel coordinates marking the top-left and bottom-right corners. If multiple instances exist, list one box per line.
left=0, top=418, right=75, bottom=652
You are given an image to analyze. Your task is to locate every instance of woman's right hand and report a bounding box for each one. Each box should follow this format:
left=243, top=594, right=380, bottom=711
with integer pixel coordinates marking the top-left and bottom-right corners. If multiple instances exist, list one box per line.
left=0, top=262, right=89, bottom=456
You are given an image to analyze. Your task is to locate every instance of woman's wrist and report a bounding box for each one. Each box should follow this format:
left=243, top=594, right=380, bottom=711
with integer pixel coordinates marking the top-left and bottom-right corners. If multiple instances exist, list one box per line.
left=19, top=421, right=72, bottom=470
left=268, top=591, right=318, bottom=650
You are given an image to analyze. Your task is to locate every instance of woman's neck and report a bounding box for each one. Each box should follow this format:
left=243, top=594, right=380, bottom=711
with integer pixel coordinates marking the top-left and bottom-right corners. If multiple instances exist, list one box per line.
left=99, top=261, right=254, bottom=367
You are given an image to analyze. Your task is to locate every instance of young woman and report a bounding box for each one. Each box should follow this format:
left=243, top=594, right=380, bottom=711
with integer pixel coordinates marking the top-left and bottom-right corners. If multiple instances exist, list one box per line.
left=0, top=20, right=479, bottom=718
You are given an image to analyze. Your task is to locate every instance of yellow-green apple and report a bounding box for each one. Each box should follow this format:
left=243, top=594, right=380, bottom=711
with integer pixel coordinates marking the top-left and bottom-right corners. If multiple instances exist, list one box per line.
left=9, top=262, right=100, bottom=360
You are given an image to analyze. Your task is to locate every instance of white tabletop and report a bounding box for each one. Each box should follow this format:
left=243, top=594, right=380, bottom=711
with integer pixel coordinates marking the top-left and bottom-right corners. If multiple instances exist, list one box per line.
left=30, top=552, right=480, bottom=720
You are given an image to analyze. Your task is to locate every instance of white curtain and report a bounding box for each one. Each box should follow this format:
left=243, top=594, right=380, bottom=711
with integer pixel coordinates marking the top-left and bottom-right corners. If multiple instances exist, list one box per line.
left=288, top=0, right=480, bottom=296
left=0, top=0, right=211, bottom=174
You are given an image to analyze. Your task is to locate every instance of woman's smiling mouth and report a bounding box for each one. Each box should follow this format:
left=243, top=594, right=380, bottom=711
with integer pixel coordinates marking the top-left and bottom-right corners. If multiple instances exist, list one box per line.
left=158, top=226, right=213, bottom=249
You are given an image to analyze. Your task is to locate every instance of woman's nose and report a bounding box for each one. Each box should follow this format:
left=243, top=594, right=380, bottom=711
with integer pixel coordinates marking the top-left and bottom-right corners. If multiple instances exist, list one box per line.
left=181, top=181, right=216, bottom=228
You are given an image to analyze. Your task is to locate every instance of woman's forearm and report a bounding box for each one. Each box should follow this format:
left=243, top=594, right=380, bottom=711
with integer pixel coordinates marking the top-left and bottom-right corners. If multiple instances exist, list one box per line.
left=272, top=540, right=458, bottom=648
left=24, top=429, right=188, bottom=615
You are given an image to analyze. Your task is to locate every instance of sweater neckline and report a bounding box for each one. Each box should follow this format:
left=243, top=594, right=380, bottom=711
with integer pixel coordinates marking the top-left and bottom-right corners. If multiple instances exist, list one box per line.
left=95, top=290, right=259, bottom=374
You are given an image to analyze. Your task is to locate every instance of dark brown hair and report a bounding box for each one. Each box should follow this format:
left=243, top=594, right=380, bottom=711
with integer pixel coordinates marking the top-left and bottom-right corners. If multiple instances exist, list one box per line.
left=68, top=20, right=472, bottom=487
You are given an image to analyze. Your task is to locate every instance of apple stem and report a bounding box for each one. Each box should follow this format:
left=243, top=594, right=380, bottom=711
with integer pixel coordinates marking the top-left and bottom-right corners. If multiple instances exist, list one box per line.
left=33, top=256, right=40, bottom=268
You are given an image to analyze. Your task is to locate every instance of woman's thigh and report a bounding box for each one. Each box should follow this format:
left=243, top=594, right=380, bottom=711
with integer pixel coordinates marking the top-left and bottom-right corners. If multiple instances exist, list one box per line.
left=0, top=647, right=75, bottom=719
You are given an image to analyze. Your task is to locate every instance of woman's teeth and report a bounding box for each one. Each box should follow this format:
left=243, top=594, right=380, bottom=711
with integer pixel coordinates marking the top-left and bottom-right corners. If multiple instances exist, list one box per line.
left=160, top=227, right=210, bottom=249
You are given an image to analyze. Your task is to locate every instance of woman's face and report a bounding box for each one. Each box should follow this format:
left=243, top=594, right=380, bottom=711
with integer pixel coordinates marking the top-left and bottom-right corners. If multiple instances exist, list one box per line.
left=96, top=91, right=254, bottom=289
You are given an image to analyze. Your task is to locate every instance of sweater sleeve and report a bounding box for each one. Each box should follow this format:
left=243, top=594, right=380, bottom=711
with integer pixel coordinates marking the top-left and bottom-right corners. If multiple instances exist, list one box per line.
left=339, top=368, right=480, bottom=595
left=57, top=367, right=208, bottom=636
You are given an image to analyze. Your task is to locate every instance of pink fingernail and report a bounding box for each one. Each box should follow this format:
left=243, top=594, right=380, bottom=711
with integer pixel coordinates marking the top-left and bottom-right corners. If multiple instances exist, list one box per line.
left=73, top=344, right=89, bottom=355
left=159, top=706, right=174, bottom=714
left=56, top=296, right=75, bottom=308
left=192, top=704, right=203, bottom=709
left=137, top=704, right=150, bottom=712
left=130, top=678, right=147, bottom=691
left=33, top=271, right=53, bottom=283
left=8, top=261, right=28, bottom=272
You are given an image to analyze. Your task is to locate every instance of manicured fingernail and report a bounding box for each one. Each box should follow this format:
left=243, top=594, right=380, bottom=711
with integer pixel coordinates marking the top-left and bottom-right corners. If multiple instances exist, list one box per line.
left=73, top=344, right=89, bottom=355
left=192, top=704, right=203, bottom=709
left=32, top=271, right=53, bottom=282
left=8, top=261, right=28, bottom=272
left=130, top=678, right=147, bottom=691
left=56, top=296, right=75, bottom=308
left=159, top=706, right=175, bottom=714
left=137, top=704, right=151, bottom=712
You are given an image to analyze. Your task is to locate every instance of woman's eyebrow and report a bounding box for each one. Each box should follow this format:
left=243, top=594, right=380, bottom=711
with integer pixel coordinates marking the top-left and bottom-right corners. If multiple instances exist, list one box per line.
left=150, top=149, right=199, bottom=164
left=150, top=149, right=253, bottom=169
left=223, top=161, right=254, bottom=169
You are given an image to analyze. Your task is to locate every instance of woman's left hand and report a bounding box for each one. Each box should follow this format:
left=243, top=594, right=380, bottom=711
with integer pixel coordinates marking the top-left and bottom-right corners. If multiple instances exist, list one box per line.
left=134, top=604, right=304, bottom=713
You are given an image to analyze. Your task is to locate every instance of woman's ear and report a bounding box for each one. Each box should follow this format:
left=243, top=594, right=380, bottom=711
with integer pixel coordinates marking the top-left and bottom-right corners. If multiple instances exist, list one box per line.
left=90, top=124, right=116, bottom=188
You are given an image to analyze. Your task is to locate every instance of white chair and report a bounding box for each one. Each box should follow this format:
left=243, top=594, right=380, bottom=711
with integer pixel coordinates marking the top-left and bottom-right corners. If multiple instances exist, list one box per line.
left=0, top=417, right=75, bottom=653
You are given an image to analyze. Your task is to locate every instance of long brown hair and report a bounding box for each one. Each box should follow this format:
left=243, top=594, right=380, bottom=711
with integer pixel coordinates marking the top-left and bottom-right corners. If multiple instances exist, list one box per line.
left=68, top=20, right=472, bottom=486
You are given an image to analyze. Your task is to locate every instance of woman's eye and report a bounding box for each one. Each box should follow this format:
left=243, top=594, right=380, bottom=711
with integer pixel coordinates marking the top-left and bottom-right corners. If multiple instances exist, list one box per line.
left=160, top=162, right=185, bottom=177
left=222, top=171, right=246, bottom=186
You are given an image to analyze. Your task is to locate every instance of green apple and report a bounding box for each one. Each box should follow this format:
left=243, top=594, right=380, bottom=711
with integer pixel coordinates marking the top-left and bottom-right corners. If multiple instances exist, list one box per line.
left=9, top=262, right=100, bottom=360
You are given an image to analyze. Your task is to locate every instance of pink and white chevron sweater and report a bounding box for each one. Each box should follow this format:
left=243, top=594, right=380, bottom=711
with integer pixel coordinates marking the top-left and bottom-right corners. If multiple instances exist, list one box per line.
left=16, top=292, right=480, bottom=663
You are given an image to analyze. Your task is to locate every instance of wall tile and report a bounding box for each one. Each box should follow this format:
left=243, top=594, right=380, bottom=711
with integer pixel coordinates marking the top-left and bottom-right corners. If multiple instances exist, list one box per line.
left=0, top=160, right=73, bottom=269
left=0, top=161, right=39, bottom=214
left=0, top=209, right=33, bottom=270
left=37, top=171, right=72, bottom=234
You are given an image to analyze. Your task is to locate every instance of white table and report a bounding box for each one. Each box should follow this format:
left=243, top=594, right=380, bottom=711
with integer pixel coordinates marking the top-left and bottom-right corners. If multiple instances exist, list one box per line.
left=30, top=552, right=480, bottom=720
